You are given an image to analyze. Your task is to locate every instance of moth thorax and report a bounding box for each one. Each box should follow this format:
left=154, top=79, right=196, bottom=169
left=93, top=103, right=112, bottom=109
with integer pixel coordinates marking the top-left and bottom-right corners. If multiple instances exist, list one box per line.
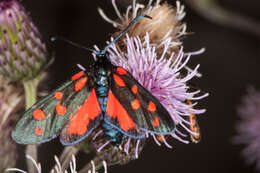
left=95, top=68, right=108, bottom=87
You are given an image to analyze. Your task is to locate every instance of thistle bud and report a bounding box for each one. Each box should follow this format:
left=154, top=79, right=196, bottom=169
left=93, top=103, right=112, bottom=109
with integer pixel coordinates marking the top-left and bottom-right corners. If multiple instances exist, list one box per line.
left=0, top=0, right=48, bottom=81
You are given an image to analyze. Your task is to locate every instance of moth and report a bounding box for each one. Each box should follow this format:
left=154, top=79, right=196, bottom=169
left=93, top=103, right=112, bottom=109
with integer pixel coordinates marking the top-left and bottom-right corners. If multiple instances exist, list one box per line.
left=12, top=14, right=175, bottom=146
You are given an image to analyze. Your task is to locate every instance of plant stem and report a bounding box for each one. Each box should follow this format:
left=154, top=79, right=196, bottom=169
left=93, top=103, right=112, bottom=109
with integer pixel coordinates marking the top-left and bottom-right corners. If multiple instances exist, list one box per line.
left=23, top=79, right=38, bottom=109
left=23, top=76, right=41, bottom=173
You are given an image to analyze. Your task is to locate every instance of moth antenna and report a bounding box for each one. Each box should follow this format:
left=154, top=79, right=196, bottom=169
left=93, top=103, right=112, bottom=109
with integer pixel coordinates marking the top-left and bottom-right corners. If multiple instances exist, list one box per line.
left=51, top=36, right=97, bottom=53
left=98, top=14, right=152, bottom=55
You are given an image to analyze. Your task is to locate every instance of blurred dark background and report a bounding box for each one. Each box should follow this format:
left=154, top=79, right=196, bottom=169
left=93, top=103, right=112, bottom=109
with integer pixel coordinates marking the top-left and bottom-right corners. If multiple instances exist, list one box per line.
left=18, top=0, right=260, bottom=173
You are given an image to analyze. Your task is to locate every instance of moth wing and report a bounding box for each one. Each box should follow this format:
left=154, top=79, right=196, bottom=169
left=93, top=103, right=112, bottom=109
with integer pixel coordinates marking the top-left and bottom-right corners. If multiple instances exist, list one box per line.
left=12, top=71, right=101, bottom=144
left=60, top=88, right=102, bottom=145
left=105, top=89, right=146, bottom=138
left=106, top=67, right=175, bottom=135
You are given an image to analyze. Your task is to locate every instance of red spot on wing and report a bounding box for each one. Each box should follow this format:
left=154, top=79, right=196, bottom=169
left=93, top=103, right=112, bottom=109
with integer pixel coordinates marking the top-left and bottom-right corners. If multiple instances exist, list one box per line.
left=67, top=89, right=101, bottom=135
left=131, top=85, right=138, bottom=94
left=147, top=101, right=157, bottom=112
left=114, top=74, right=126, bottom=87
left=106, top=90, right=136, bottom=132
left=153, top=116, right=160, bottom=127
left=55, top=92, right=63, bottom=100
left=71, top=71, right=84, bottom=80
left=35, top=127, right=43, bottom=136
left=56, top=104, right=67, bottom=115
left=131, top=99, right=140, bottom=110
left=74, top=77, right=88, bottom=92
left=33, top=109, right=45, bottom=120
left=116, top=67, right=127, bottom=75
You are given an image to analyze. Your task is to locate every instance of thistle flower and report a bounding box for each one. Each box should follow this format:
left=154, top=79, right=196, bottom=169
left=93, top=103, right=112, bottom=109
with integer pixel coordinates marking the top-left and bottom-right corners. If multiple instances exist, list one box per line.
left=96, top=0, right=207, bottom=147
left=98, top=0, right=188, bottom=58
left=234, top=87, right=260, bottom=170
left=0, top=0, right=48, bottom=81
left=93, top=33, right=208, bottom=147
left=0, top=76, right=24, bottom=171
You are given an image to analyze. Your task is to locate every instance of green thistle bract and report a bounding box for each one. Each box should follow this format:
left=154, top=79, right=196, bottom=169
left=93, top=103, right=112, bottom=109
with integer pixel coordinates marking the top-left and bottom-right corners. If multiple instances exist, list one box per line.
left=0, top=0, right=48, bottom=81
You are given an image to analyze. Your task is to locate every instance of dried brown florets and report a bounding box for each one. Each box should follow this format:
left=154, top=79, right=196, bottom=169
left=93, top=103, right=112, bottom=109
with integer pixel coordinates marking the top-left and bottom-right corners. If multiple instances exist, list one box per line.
left=99, top=0, right=188, bottom=59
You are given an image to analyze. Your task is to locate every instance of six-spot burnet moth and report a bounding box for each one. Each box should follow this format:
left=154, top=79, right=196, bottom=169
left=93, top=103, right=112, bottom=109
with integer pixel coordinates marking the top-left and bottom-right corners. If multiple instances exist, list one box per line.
left=11, top=14, right=176, bottom=146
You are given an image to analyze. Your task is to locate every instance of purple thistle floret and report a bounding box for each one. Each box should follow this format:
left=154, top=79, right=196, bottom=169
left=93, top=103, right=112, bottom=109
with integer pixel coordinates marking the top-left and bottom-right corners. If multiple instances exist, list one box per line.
left=94, top=34, right=208, bottom=146
left=234, top=87, right=260, bottom=170
left=0, top=0, right=48, bottom=81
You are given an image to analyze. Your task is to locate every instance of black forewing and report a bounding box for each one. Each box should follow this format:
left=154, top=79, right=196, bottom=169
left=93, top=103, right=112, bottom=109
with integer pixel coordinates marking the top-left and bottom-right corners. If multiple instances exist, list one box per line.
left=12, top=71, right=99, bottom=144
left=109, top=66, right=175, bottom=135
